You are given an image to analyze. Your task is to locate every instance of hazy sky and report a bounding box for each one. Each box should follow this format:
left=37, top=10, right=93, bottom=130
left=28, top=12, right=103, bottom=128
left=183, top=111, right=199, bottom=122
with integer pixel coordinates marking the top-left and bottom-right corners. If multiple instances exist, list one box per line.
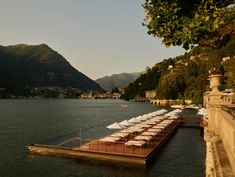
left=0, top=0, right=185, bottom=79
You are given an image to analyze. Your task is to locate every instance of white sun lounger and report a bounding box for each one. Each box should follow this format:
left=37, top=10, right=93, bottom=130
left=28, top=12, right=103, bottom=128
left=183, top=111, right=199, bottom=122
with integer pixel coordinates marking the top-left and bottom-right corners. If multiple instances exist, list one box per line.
left=147, top=128, right=163, bottom=132
left=128, top=127, right=144, bottom=132
left=135, top=124, right=152, bottom=128
left=110, top=132, right=129, bottom=138
left=125, top=140, right=145, bottom=147
left=99, top=136, right=120, bottom=142
left=141, top=131, right=158, bottom=136
left=144, top=121, right=157, bottom=125
left=120, top=128, right=136, bottom=133
left=134, top=135, right=152, bottom=141
left=152, top=125, right=166, bottom=128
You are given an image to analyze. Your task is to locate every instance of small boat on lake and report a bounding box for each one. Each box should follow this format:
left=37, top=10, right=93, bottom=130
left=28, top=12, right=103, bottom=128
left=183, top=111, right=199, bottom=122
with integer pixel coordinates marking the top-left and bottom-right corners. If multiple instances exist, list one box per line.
left=120, top=104, right=128, bottom=108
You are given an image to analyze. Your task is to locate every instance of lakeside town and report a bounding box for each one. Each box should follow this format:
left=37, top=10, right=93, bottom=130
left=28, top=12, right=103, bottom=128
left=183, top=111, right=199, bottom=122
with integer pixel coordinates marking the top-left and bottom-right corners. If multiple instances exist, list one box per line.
left=0, top=87, right=123, bottom=99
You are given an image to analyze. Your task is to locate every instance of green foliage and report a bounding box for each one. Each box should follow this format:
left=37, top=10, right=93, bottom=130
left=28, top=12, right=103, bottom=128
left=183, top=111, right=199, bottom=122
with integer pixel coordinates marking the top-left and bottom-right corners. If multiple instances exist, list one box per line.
left=223, top=58, right=235, bottom=88
left=122, top=34, right=235, bottom=102
left=157, top=70, right=185, bottom=99
left=143, top=0, right=235, bottom=49
left=191, top=90, right=204, bottom=104
left=121, top=66, right=162, bottom=100
left=111, top=87, right=119, bottom=93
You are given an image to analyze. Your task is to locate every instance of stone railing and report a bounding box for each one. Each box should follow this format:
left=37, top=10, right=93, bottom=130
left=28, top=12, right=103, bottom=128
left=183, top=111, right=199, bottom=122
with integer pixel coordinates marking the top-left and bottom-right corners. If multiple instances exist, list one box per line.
left=222, top=106, right=235, bottom=119
left=204, top=74, right=235, bottom=177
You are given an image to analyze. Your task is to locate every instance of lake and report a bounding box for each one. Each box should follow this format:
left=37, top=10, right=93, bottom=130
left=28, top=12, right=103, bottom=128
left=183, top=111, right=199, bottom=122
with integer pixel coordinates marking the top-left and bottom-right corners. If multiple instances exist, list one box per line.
left=0, top=99, right=205, bottom=177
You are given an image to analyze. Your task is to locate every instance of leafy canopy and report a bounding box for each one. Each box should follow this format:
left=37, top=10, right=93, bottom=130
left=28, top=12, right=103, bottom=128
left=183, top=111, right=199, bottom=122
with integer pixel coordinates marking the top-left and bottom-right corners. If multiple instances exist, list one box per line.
left=143, top=0, right=235, bottom=49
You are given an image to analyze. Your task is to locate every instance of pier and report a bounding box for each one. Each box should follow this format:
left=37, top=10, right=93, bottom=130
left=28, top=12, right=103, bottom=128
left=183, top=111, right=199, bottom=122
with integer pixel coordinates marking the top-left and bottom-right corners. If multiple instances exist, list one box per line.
left=28, top=111, right=182, bottom=166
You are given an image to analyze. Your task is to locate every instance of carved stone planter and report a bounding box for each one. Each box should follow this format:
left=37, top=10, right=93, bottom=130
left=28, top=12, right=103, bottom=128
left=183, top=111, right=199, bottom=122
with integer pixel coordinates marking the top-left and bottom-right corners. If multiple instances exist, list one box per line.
left=209, top=74, right=222, bottom=93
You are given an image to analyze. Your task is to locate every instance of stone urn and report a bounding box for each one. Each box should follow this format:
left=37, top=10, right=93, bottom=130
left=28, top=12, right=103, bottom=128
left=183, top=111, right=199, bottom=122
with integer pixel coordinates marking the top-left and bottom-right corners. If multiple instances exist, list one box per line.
left=209, top=74, right=222, bottom=93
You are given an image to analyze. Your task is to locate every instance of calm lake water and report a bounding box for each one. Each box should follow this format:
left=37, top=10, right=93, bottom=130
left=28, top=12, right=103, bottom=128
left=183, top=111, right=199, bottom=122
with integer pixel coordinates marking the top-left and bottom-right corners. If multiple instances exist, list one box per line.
left=0, top=99, right=205, bottom=177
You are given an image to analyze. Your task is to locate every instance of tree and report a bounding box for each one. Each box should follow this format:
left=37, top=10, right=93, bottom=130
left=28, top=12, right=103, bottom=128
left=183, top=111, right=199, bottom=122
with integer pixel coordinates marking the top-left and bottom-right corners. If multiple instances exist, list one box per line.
left=157, top=70, right=185, bottom=99
left=223, top=57, right=235, bottom=88
left=111, top=87, right=119, bottom=93
left=142, top=0, right=235, bottom=49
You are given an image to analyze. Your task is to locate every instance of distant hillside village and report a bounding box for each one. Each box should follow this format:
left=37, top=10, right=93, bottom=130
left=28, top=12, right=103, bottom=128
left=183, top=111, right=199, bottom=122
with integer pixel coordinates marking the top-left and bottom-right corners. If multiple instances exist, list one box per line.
left=80, top=91, right=122, bottom=99
left=0, top=86, right=123, bottom=99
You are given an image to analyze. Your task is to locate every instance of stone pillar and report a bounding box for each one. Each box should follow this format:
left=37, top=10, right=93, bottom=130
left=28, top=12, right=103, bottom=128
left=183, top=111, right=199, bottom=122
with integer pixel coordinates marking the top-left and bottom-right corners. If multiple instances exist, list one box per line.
left=207, top=75, right=223, bottom=135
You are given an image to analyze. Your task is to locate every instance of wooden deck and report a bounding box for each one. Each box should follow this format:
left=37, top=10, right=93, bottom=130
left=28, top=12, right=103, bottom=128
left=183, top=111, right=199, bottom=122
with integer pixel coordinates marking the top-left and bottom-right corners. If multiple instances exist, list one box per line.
left=77, top=124, right=179, bottom=157
left=28, top=119, right=181, bottom=166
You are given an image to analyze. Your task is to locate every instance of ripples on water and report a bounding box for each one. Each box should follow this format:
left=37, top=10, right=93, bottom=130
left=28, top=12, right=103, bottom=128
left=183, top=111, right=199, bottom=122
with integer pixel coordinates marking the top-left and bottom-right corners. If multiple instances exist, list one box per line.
left=0, top=99, right=205, bottom=177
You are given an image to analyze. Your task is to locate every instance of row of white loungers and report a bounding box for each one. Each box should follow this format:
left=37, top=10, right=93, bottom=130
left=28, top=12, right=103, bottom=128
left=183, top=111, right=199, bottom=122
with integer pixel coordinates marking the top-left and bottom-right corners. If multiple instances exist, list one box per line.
left=123, top=109, right=183, bottom=147
left=99, top=109, right=182, bottom=145
left=124, top=120, right=178, bottom=147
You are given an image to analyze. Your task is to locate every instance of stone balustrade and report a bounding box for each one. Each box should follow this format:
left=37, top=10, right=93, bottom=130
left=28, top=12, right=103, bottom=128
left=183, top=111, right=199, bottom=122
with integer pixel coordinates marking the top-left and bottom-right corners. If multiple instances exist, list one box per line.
left=204, top=74, right=235, bottom=177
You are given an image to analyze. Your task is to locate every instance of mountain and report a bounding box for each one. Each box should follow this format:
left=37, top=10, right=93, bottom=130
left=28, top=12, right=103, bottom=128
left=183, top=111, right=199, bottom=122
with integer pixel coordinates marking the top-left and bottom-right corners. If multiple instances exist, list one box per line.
left=122, top=34, right=235, bottom=103
left=95, top=72, right=141, bottom=91
left=0, top=44, right=102, bottom=91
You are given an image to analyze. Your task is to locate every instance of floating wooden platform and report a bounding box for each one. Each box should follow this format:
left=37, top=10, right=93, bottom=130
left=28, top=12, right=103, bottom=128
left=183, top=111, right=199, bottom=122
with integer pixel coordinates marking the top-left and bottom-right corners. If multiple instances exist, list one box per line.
left=27, top=119, right=181, bottom=166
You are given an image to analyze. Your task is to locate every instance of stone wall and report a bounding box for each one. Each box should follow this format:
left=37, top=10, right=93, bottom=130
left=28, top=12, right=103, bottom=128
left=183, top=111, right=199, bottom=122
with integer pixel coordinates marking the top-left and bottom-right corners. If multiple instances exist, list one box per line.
left=149, top=99, right=192, bottom=106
